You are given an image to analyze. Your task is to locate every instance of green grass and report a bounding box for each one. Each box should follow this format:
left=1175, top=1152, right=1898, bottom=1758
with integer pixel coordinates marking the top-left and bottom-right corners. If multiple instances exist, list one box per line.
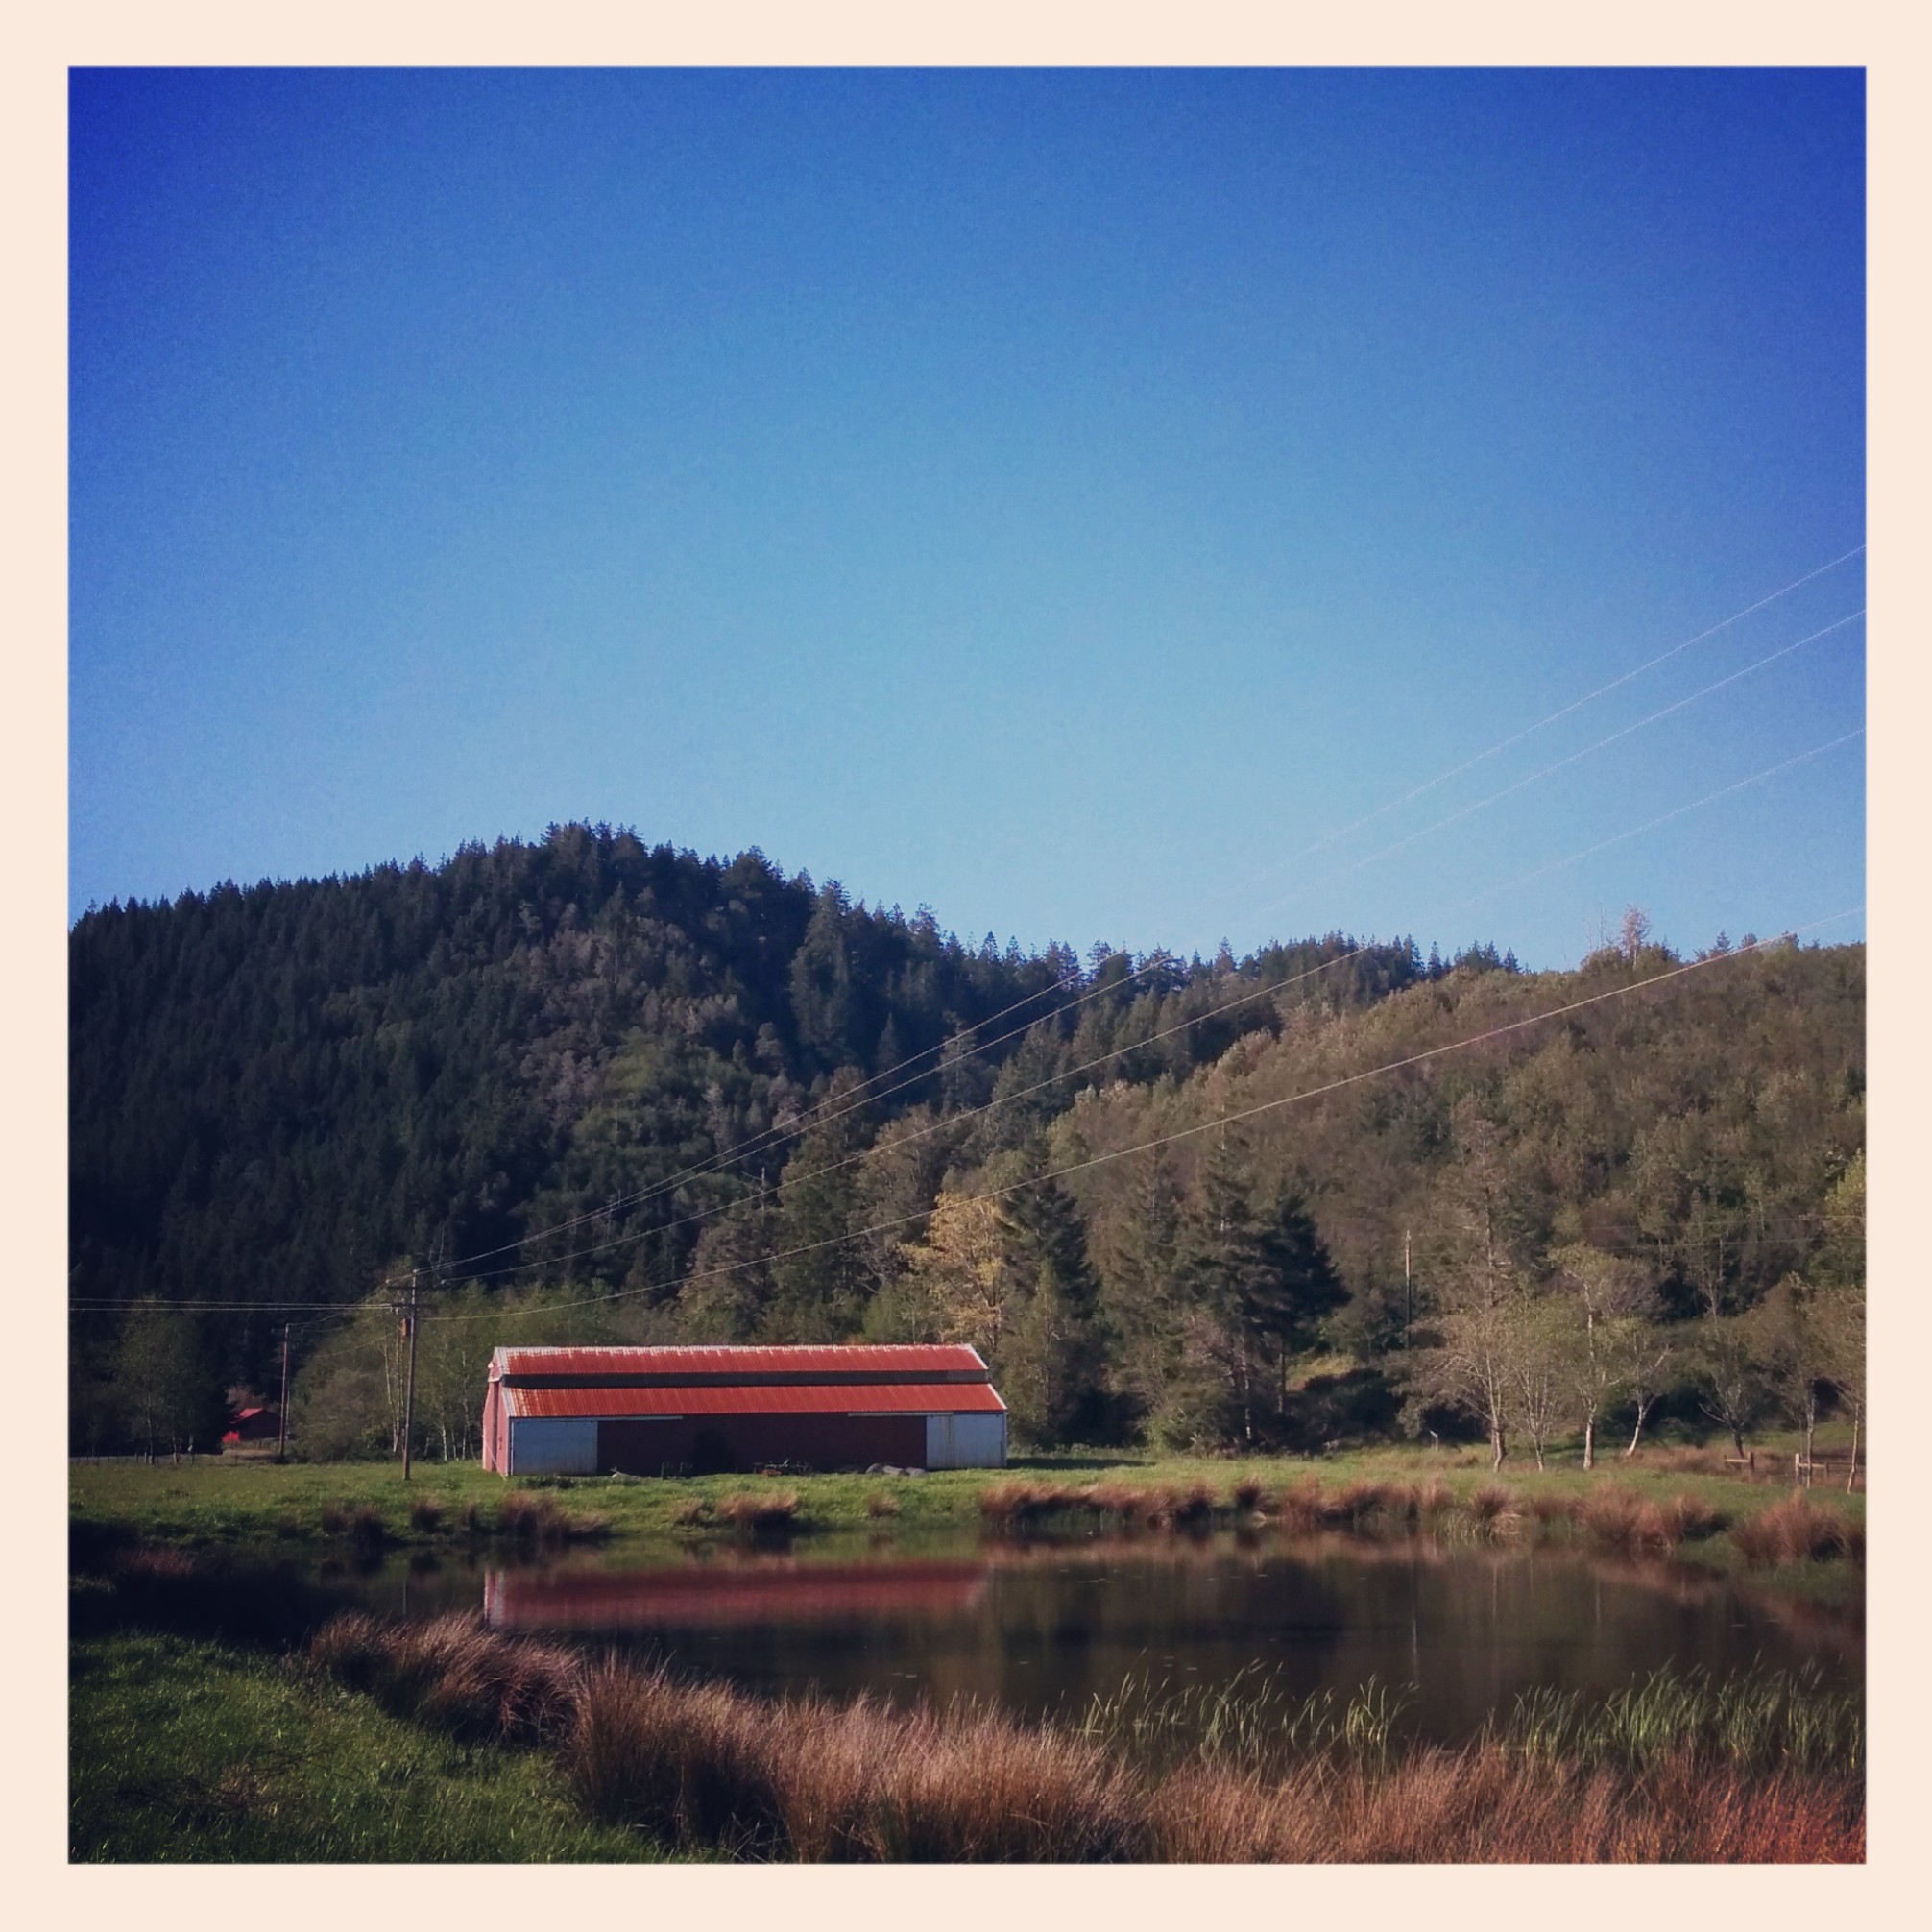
left=69, top=1630, right=669, bottom=1862
left=69, top=1440, right=1865, bottom=1612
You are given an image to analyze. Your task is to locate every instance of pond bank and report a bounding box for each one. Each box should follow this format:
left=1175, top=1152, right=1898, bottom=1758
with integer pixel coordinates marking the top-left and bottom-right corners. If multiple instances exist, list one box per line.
left=71, top=1543, right=1862, bottom=1863
left=70, top=1448, right=1868, bottom=1609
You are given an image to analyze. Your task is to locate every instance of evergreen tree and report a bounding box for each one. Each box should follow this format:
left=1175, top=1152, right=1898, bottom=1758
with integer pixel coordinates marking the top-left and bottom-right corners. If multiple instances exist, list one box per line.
left=765, top=1072, right=874, bottom=1340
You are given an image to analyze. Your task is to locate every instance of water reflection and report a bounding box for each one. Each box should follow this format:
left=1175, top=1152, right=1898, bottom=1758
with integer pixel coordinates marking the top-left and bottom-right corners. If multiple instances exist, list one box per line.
left=343, top=1528, right=1862, bottom=1748
left=482, top=1555, right=989, bottom=1630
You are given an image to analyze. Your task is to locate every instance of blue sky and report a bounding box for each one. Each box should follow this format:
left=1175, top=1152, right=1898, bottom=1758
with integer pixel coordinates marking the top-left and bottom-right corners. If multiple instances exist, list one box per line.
left=69, top=67, right=1865, bottom=968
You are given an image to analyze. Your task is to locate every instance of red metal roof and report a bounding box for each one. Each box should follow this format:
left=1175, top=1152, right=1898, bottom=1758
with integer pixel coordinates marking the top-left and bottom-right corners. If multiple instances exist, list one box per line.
left=503, top=1379, right=1006, bottom=1419
left=493, top=1344, right=988, bottom=1382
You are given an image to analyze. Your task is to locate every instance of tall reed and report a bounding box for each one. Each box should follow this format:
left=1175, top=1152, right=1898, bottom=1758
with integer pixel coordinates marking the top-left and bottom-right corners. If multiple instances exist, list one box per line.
left=304, top=1614, right=1861, bottom=1863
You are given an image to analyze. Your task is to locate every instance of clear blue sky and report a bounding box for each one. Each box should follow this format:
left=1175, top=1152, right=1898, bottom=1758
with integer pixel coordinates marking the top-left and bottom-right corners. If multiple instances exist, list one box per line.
left=70, top=67, right=1865, bottom=968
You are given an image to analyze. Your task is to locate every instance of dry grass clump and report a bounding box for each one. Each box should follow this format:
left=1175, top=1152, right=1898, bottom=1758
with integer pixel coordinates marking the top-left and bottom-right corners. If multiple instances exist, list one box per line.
left=1147, top=1747, right=1859, bottom=1862
left=713, top=1490, right=801, bottom=1534
left=496, top=1489, right=613, bottom=1547
left=1577, top=1488, right=1677, bottom=1553
left=1733, top=1494, right=1861, bottom=1566
left=1527, top=1492, right=1582, bottom=1530
left=318, top=1501, right=388, bottom=1554
left=865, top=1490, right=901, bottom=1520
left=978, top=1480, right=1105, bottom=1528
left=407, top=1493, right=445, bottom=1534
left=567, top=1661, right=1147, bottom=1860
left=1231, top=1476, right=1266, bottom=1512
left=110, top=1543, right=202, bottom=1582
left=309, top=1611, right=582, bottom=1745
left=1083, top=1481, right=1151, bottom=1522
left=1466, top=1484, right=1520, bottom=1534
left=1414, top=1477, right=1455, bottom=1518
left=307, top=1614, right=1861, bottom=1864
left=1268, top=1476, right=1445, bottom=1536
left=1171, top=1483, right=1217, bottom=1530
left=978, top=1480, right=1043, bottom=1526
left=1275, top=1476, right=1326, bottom=1532
left=1667, top=1493, right=1727, bottom=1542
left=669, top=1494, right=712, bottom=1528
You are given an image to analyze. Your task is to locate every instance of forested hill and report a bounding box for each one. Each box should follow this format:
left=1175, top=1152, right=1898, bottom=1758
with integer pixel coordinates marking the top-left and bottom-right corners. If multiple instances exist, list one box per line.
left=69, top=823, right=1422, bottom=1321
left=69, top=823, right=1862, bottom=1458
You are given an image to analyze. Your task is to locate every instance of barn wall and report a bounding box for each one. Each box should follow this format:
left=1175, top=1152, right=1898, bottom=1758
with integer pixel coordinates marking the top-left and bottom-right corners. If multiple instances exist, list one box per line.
left=928, top=1411, right=1006, bottom=1469
left=597, top=1412, right=928, bottom=1475
left=508, top=1416, right=599, bottom=1475
left=482, top=1382, right=501, bottom=1474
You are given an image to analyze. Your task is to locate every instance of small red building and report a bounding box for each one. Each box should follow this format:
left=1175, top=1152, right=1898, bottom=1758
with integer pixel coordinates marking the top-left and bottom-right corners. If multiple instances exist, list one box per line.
left=221, top=1405, right=278, bottom=1447
left=480, top=1344, right=1007, bottom=1477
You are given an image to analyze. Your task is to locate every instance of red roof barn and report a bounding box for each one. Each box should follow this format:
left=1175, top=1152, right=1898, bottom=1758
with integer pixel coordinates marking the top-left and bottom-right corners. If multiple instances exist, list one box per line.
left=480, top=1344, right=1007, bottom=1477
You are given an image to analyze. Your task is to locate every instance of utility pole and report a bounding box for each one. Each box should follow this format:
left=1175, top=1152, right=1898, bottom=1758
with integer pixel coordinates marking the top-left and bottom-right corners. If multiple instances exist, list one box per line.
left=401, top=1268, right=421, bottom=1482
left=276, top=1322, right=290, bottom=1462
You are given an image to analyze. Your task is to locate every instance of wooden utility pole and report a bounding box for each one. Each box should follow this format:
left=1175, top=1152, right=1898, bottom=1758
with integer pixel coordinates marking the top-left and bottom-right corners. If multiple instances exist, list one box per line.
left=276, top=1322, right=290, bottom=1461
left=401, top=1269, right=421, bottom=1482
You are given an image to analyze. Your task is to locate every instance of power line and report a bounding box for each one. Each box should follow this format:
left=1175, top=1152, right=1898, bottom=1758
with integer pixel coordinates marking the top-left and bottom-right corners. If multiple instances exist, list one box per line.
left=71, top=904, right=1862, bottom=1323
left=1244, top=610, right=1863, bottom=933
left=1454, top=728, right=1865, bottom=914
left=424, top=733, right=1867, bottom=1295
left=419, top=912, right=1861, bottom=1326
left=425, top=953, right=1103, bottom=1274
left=1208, top=546, right=1864, bottom=904
left=409, top=559, right=1867, bottom=1284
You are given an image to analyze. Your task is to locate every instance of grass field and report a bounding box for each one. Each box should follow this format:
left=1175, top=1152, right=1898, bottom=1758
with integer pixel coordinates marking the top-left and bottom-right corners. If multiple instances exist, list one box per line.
left=68, top=1437, right=1867, bottom=1604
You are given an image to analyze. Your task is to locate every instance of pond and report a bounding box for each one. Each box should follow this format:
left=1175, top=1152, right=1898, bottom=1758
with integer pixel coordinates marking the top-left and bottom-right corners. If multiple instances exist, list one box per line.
left=324, top=1526, right=1861, bottom=1747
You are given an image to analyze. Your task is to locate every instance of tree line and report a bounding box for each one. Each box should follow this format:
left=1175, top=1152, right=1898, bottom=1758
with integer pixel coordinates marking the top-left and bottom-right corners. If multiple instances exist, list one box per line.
left=69, top=826, right=1862, bottom=1464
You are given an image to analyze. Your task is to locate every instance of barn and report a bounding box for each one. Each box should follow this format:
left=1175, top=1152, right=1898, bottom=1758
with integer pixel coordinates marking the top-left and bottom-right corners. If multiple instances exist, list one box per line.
left=480, top=1343, right=1008, bottom=1477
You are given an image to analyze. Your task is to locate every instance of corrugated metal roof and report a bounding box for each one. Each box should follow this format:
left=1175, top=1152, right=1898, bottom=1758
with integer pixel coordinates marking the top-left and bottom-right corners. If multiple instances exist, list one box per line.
left=504, top=1380, right=1006, bottom=1419
left=493, top=1343, right=988, bottom=1382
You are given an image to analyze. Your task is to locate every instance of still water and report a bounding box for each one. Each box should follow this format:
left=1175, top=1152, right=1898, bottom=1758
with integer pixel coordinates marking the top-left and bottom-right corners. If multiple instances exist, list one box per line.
left=329, top=1528, right=1861, bottom=1746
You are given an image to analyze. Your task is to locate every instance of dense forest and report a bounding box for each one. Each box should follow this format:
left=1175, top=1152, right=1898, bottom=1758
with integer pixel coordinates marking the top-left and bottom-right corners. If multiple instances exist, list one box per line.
left=69, top=822, right=1864, bottom=1467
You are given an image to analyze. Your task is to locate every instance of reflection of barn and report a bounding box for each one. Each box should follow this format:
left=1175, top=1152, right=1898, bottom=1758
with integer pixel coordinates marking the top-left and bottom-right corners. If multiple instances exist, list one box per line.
left=483, top=1558, right=989, bottom=1630
left=480, top=1344, right=1007, bottom=1477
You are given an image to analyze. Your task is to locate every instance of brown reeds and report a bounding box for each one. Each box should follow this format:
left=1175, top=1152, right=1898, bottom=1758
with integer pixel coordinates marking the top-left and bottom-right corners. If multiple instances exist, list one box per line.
left=309, top=1612, right=582, bottom=1745
left=306, top=1613, right=1861, bottom=1863
left=319, top=1501, right=387, bottom=1554
left=1466, top=1484, right=1520, bottom=1535
left=496, top=1489, right=613, bottom=1547
left=1147, top=1748, right=1860, bottom=1862
left=408, top=1494, right=445, bottom=1534
left=865, top=1491, right=900, bottom=1519
left=1733, top=1494, right=1861, bottom=1566
left=713, top=1490, right=800, bottom=1534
